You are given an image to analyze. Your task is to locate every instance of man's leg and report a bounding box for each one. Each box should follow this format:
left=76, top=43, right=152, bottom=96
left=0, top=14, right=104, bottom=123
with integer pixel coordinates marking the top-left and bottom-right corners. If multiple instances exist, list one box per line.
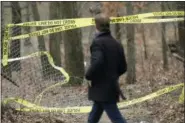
left=88, top=101, right=104, bottom=123
left=102, top=102, right=127, bottom=123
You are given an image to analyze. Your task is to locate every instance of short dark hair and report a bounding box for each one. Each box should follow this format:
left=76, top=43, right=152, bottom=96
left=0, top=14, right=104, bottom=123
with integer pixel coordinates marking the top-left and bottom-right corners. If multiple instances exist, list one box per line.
left=94, top=13, right=110, bottom=32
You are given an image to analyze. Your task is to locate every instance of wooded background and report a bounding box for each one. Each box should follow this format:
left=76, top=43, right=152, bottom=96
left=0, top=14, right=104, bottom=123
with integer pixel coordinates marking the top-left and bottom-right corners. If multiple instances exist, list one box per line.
left=1, top=2, right=184, bottom=85
left=1, top=2, right=184, bottom=123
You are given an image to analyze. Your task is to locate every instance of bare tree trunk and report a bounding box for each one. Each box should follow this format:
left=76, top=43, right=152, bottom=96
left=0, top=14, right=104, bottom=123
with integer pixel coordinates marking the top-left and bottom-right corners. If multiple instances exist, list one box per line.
left=126, top=3, right=136, bottom=84
left=24, top=2, right=32, bottom=46
left=115, top=12, right=121, bottom=42
left=177, top=2, right=185, bottom=56
left=141, top=24, right=148, bottom=59
left=10, top=1, right=21, bottom=71
left=31, top=2, right=49, bottom=79
left=137, top=7, right=148, bottom=60
left=161, top=3, right=169, bottom=70
left=49, top=2, right=62, bottom=66
left=61, top=2, right=85, bottom=85
left=88, top=2, right=102, bottom=44
left=88, top=11, right=95, bottom=45
left=48, top=2, right=63, bottom=80
left=166, top=2, right=179, bottom=43
left=1, top=2, right=12, bottom=78
left=176, top=2, right=185, bottom=85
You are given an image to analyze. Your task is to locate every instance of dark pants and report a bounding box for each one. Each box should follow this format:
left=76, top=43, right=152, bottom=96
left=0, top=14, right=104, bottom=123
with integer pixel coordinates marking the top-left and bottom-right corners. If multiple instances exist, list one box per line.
left=88, top=101, right=127, bottom=123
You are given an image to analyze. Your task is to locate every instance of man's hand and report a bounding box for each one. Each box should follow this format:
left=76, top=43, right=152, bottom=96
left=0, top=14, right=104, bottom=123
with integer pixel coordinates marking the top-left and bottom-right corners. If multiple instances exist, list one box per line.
left=120, top=93, right=127, bottom=100
left=83, top=78, right=92, bottom=87
left=116, top=83, right=127, bottom=101
left=85, top=41, right=104, bottom=80
left=80, top=78, right=91, bottom=95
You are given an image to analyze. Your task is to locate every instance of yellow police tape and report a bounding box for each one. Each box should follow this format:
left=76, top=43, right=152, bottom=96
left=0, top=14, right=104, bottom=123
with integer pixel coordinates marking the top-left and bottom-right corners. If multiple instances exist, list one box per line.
left=10, top=18, right=184, bottom=41
left=9, top=11, right=185, bottom=27
left=4, top=51, right=185, bottom=112
left=3, top=83, right=184, bottom=113
left=5, top=50, right=185, bottom=107
left=179, top=87, right=184, bottom=103
left=2, top=25, right=10, bottom=66
left=8, top=11, right=185, bottom=41
left=2, top=11, right=185, bottom=66
left=6, top=51, right=70, bottom=105
left=3, top=52, right=185, bottom=113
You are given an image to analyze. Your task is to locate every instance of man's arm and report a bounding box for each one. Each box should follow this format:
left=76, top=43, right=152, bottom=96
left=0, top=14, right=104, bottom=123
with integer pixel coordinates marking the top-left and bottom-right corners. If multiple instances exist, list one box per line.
left=85, top=41, right=104, bottom=80
left=118, top=45, right=127, bottom=76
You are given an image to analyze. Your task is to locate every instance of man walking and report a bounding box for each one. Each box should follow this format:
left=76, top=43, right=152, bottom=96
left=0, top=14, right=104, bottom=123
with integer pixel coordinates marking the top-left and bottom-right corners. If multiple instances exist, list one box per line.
left=85, top=13, right=127, bottom=123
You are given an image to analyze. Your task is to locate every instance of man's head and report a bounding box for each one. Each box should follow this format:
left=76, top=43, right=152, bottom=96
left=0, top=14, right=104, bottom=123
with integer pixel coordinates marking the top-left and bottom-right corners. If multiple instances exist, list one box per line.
left=94, top=13, right=110, bottom=32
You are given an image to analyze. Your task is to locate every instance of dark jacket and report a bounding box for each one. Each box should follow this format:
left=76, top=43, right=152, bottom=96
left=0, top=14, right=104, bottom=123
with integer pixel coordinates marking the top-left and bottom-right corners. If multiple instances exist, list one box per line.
left=85, top=31, right=127, bottom=102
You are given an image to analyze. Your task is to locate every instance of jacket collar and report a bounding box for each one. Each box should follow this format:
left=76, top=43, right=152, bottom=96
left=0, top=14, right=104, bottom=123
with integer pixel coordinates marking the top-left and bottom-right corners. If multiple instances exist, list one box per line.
left=94, top=31, right=111, bottom=39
